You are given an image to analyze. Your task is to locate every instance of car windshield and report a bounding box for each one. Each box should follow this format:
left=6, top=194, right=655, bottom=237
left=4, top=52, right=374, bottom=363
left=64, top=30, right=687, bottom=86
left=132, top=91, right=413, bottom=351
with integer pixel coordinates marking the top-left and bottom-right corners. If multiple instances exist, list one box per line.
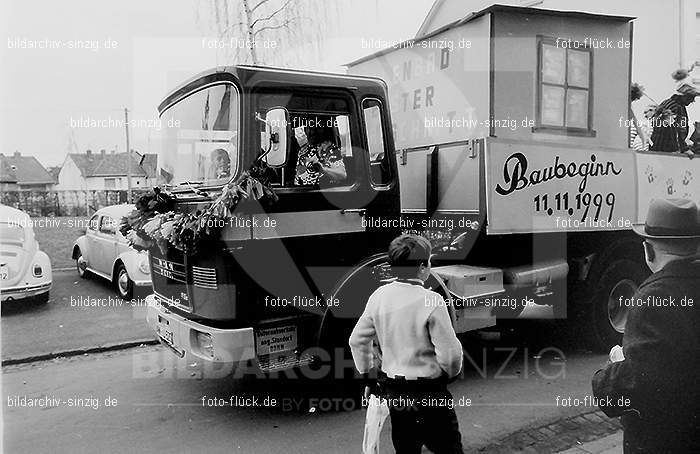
left=158, top=84, right=239, bottom=187
left=0, top=223, right=25, bottom=245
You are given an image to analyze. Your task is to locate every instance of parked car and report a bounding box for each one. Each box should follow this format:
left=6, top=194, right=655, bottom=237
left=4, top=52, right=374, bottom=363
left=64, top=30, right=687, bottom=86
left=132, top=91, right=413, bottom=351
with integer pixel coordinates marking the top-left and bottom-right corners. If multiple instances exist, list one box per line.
left=0, top=204, right=52, bottom=304
left=72, top=204, right=151, bottom=299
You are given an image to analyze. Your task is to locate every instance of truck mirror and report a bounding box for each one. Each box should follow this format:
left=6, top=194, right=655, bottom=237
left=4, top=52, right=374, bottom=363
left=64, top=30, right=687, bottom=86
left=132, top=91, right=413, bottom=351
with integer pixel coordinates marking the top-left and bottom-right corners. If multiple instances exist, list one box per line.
left=263, top=107, right=289, bottom=167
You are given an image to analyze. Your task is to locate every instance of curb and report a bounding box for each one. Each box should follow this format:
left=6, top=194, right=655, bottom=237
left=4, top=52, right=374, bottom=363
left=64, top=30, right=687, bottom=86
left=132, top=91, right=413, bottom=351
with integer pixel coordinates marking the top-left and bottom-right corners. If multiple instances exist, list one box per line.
left=53, top=267, right=77, bottom=273
left=1, top=339, right=159, bottom=367
left=476, top=409, right=622, bottom=453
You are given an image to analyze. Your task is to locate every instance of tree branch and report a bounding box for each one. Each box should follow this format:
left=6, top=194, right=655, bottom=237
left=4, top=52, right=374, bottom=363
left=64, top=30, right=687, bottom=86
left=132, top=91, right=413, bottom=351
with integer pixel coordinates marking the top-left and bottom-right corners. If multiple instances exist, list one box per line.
left=250, top=0, right=273, bottom=14
left=251, top=0, right=294, bottom=27
left=218, top=21, right=248, bottom=37
left=252, top=18, right=296, bottom=36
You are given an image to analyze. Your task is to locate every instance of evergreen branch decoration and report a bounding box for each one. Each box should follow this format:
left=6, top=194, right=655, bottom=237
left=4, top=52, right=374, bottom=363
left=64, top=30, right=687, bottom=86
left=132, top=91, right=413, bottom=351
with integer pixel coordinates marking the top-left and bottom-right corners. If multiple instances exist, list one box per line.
left=119, top=166, right=277, bottom=255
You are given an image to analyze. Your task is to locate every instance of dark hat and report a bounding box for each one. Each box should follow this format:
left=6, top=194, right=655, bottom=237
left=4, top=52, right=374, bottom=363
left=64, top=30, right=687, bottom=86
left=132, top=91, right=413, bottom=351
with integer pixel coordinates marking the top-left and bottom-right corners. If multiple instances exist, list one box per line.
left=632, top=198, right=700, bottom=239
left=676, top=83, right=700, bottom=97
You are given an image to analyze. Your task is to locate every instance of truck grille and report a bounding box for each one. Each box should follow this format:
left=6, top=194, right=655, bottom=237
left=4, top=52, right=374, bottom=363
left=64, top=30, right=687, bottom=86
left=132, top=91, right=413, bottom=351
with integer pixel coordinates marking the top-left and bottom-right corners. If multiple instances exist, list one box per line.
left=192, top=266, right=218, bottom=289
left=150, top=255, right=190, bottom=309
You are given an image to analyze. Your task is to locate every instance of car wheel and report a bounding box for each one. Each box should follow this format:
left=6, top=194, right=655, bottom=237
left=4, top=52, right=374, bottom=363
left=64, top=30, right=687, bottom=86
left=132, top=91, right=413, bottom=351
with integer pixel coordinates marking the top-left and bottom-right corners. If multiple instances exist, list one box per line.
left=76, top=248, right=90, bottom=279
left=116, top=263, right=134, bottom=300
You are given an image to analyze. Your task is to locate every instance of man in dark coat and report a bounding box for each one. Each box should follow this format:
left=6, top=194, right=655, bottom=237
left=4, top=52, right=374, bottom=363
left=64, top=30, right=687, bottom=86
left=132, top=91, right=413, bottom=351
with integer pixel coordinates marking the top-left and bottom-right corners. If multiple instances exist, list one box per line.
left=649, top=83, right=700, bottom=154
left=592, top=198, right=700, bottom=453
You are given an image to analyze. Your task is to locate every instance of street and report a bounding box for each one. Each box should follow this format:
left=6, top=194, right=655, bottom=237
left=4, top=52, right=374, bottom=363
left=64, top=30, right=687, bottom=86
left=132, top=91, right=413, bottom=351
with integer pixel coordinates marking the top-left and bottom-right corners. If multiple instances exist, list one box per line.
left=3, top=305, right=611, bottom=453
left=2, top=270, right=154, bottom=362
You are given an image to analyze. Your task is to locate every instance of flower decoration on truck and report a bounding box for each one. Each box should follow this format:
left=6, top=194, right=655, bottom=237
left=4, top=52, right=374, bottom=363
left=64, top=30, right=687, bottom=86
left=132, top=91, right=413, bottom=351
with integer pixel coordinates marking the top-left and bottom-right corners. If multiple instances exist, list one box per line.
left=119, top=165, right=277, bottom=255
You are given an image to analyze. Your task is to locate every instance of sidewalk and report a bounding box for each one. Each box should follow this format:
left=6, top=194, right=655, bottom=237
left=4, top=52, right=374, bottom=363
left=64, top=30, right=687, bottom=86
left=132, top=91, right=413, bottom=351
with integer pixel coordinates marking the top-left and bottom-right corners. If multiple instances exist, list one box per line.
left=476, top=410, right=622, bottom=453
left=558, top=431, right=623, bottom=453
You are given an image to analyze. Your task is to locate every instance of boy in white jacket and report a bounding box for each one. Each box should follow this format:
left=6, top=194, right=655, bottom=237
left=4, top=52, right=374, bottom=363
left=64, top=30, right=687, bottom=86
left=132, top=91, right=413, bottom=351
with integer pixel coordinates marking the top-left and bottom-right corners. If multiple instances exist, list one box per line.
left=349, top=234, right=464, bottom=454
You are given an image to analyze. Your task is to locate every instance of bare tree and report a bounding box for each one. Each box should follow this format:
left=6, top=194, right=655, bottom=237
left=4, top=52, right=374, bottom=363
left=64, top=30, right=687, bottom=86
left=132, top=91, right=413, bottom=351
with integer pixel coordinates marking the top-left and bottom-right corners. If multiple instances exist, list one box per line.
left=198, top=0, right=345, bottom=67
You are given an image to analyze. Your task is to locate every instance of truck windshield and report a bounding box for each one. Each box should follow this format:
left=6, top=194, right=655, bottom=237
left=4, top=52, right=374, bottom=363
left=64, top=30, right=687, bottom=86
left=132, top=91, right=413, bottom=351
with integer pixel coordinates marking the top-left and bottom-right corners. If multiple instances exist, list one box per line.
left=158, top=84, right=239, bottom=187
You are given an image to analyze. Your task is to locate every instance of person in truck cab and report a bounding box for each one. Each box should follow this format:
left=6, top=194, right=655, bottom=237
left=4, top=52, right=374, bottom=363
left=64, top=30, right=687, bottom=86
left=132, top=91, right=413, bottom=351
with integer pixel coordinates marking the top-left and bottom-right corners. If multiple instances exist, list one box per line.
left=207, top=148, right=231, bottom=180
left=349, top=234, right=465, bottom=454
left=293, top=124, right=346, bottom=186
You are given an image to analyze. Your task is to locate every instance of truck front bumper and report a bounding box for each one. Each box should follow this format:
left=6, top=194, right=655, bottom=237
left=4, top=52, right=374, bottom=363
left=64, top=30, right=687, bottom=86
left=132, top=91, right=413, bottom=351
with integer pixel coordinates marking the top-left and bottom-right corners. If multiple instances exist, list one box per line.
left=145, top=294, right=257, bottom=367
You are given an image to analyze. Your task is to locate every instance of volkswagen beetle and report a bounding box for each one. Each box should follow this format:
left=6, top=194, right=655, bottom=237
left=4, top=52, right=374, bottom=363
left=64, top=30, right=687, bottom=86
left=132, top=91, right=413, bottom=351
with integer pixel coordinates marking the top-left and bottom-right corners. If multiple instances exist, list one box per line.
left=72, top=204, right=151, bottom=300
left=0, top=205, right=52, bottom=304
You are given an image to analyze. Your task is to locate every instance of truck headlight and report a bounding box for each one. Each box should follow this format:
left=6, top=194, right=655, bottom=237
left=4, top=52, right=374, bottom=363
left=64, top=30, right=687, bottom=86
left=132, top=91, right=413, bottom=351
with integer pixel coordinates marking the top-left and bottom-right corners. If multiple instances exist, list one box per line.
left=195, top=331, right=214, bottom=358
left=33, top=264, right=43, bottom=277
left=138, top=257, right=150, bottom=274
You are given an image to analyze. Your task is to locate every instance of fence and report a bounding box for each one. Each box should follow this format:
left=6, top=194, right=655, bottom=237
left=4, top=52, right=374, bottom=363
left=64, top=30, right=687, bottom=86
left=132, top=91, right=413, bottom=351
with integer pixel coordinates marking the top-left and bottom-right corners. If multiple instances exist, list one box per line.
left=0, top=190, right=150, bottom=216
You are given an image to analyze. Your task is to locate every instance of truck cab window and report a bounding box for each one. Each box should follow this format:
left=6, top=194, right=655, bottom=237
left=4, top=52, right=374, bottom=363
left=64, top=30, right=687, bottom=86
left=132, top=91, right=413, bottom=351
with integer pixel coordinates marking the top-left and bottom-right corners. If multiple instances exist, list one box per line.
left=363, top=99, right=391, bottom=186
left=159, top=84, right=239, bottom=187
left=255, top=90, right=357, bottom=189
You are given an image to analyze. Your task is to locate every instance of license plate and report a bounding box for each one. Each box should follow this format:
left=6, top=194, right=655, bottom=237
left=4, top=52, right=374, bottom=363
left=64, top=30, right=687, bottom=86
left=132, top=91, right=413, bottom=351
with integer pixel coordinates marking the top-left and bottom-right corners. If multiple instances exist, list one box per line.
left=256, top=325, right=297, bottom=356
left=157, top=323, right=174, bottom=346
left=0, top=265, right=8, bottom=280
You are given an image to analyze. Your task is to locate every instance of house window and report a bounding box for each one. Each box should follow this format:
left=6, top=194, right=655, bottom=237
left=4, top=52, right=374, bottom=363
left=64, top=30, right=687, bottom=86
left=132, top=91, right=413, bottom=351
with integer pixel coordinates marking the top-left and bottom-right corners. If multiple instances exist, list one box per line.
left=536, top=36, right=594, bottom=135
left=104, top=178, right=116, bottom=189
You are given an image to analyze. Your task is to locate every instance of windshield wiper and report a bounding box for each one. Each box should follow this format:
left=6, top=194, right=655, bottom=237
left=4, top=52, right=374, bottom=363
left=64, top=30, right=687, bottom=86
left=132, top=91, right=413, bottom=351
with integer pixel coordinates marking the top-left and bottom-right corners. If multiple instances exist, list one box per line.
left=177, top=181, right=209, bottom=197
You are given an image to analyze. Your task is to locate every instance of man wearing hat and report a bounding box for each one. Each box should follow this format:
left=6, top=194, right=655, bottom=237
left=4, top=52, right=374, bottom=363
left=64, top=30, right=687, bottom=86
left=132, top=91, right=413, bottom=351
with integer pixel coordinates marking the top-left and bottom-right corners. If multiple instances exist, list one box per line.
left=649, top=83, right=700, bottom=156
left=592, top=198, right=700, bottom=453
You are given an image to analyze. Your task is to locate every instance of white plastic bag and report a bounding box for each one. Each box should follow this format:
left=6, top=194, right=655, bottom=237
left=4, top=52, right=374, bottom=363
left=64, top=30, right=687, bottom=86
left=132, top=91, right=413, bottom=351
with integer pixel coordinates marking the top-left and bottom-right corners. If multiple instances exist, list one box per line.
left=363, top=394, right=390, bottom=454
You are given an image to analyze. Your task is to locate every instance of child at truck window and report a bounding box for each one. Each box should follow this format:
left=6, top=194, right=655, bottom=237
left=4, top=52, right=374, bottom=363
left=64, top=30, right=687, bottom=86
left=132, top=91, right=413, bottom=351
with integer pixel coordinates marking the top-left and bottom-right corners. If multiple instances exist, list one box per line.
left=349, top=234, right=464, bottom=454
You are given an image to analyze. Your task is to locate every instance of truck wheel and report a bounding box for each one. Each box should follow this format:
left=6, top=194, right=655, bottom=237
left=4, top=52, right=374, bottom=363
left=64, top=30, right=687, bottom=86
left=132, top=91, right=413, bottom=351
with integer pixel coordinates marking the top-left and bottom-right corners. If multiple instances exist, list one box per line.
left=584, top=258, right=648, bottom=352
left=115, top=263, right=134, bottom=300
left=316, top=254, right=392, bottom=411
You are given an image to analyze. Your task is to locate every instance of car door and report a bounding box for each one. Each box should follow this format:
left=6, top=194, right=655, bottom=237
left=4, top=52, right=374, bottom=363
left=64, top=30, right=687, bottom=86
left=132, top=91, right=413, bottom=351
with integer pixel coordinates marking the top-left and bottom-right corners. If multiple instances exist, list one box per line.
left=85, top=214, right=101, bottom=272
left=95, top=215, right=119, bottom=275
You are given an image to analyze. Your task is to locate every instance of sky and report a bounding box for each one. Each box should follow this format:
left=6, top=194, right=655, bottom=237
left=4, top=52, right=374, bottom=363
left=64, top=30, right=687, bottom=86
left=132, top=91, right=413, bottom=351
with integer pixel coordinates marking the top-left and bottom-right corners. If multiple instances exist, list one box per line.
left=0, top=0, right=434, bottom=167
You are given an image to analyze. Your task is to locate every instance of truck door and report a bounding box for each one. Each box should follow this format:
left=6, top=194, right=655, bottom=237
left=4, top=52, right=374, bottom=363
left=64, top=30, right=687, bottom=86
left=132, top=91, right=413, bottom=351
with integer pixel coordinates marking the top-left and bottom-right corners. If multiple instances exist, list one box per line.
left=242, top=86, right=399, bottom=311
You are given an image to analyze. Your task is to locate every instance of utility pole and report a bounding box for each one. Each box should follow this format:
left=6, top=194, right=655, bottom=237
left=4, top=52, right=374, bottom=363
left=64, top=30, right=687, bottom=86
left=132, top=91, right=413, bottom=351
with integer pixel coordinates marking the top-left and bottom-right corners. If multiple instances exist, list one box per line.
left=124, top=108, right=132, bottom=203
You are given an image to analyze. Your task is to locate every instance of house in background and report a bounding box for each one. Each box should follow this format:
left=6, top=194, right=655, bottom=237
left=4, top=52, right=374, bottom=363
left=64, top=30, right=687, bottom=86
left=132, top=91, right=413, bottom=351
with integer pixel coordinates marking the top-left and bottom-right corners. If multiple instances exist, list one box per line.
left=0, top=152, right=55, bottom=191
left=56, top=149, right=157, bottom=190
left=46, top=166, right=61, bottom=182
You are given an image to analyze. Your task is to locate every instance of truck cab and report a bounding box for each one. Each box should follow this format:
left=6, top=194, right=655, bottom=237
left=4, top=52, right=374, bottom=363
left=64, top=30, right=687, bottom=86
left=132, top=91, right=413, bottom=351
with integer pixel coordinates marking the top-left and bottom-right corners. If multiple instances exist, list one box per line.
left=145, top=66, right=400, bottom=375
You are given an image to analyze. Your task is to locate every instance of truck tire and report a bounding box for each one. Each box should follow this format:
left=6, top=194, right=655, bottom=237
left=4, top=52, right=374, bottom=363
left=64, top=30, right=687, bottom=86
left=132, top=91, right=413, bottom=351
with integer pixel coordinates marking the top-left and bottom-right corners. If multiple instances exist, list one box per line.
left=583, top=258, right=648, bottom=352
left=317, top=254, right=391, bottom=411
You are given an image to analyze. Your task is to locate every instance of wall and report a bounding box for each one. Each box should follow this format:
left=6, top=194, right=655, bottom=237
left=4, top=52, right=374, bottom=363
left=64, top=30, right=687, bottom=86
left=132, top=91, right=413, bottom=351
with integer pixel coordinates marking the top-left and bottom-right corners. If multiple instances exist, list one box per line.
left=56, top=156, right=86, bottom=191
left=492, top=12, right=631, bottom=149
left=85, top=176, right=148, bottom=190
left=349, top=15, right=491, bottom=150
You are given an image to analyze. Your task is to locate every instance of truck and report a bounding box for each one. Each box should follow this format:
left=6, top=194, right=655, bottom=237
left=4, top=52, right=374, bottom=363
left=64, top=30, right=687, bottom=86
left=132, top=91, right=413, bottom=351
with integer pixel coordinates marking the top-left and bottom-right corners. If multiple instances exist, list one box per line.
left=142, top=5, right=700, bottom=383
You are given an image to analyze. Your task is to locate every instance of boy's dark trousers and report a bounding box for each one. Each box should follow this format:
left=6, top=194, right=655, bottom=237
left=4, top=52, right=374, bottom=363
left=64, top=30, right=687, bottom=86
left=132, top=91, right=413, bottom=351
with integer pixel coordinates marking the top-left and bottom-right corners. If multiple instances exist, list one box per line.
left=379, top=375, right=464, bottom=454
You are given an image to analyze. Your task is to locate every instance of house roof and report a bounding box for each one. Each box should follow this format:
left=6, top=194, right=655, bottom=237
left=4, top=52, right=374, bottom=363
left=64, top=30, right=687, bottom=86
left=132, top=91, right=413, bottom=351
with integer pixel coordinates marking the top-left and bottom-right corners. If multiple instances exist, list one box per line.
left=68, top=151, right=157, bottom=178
left=416, top=2, right=634, bottom=38
left=0, top=159, right=17, bottom=183
left=347, top=4, right=634, bottom=67
left=46, top=166, right=61, bottom=183
left=0, top=153, right=54, bottom=185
